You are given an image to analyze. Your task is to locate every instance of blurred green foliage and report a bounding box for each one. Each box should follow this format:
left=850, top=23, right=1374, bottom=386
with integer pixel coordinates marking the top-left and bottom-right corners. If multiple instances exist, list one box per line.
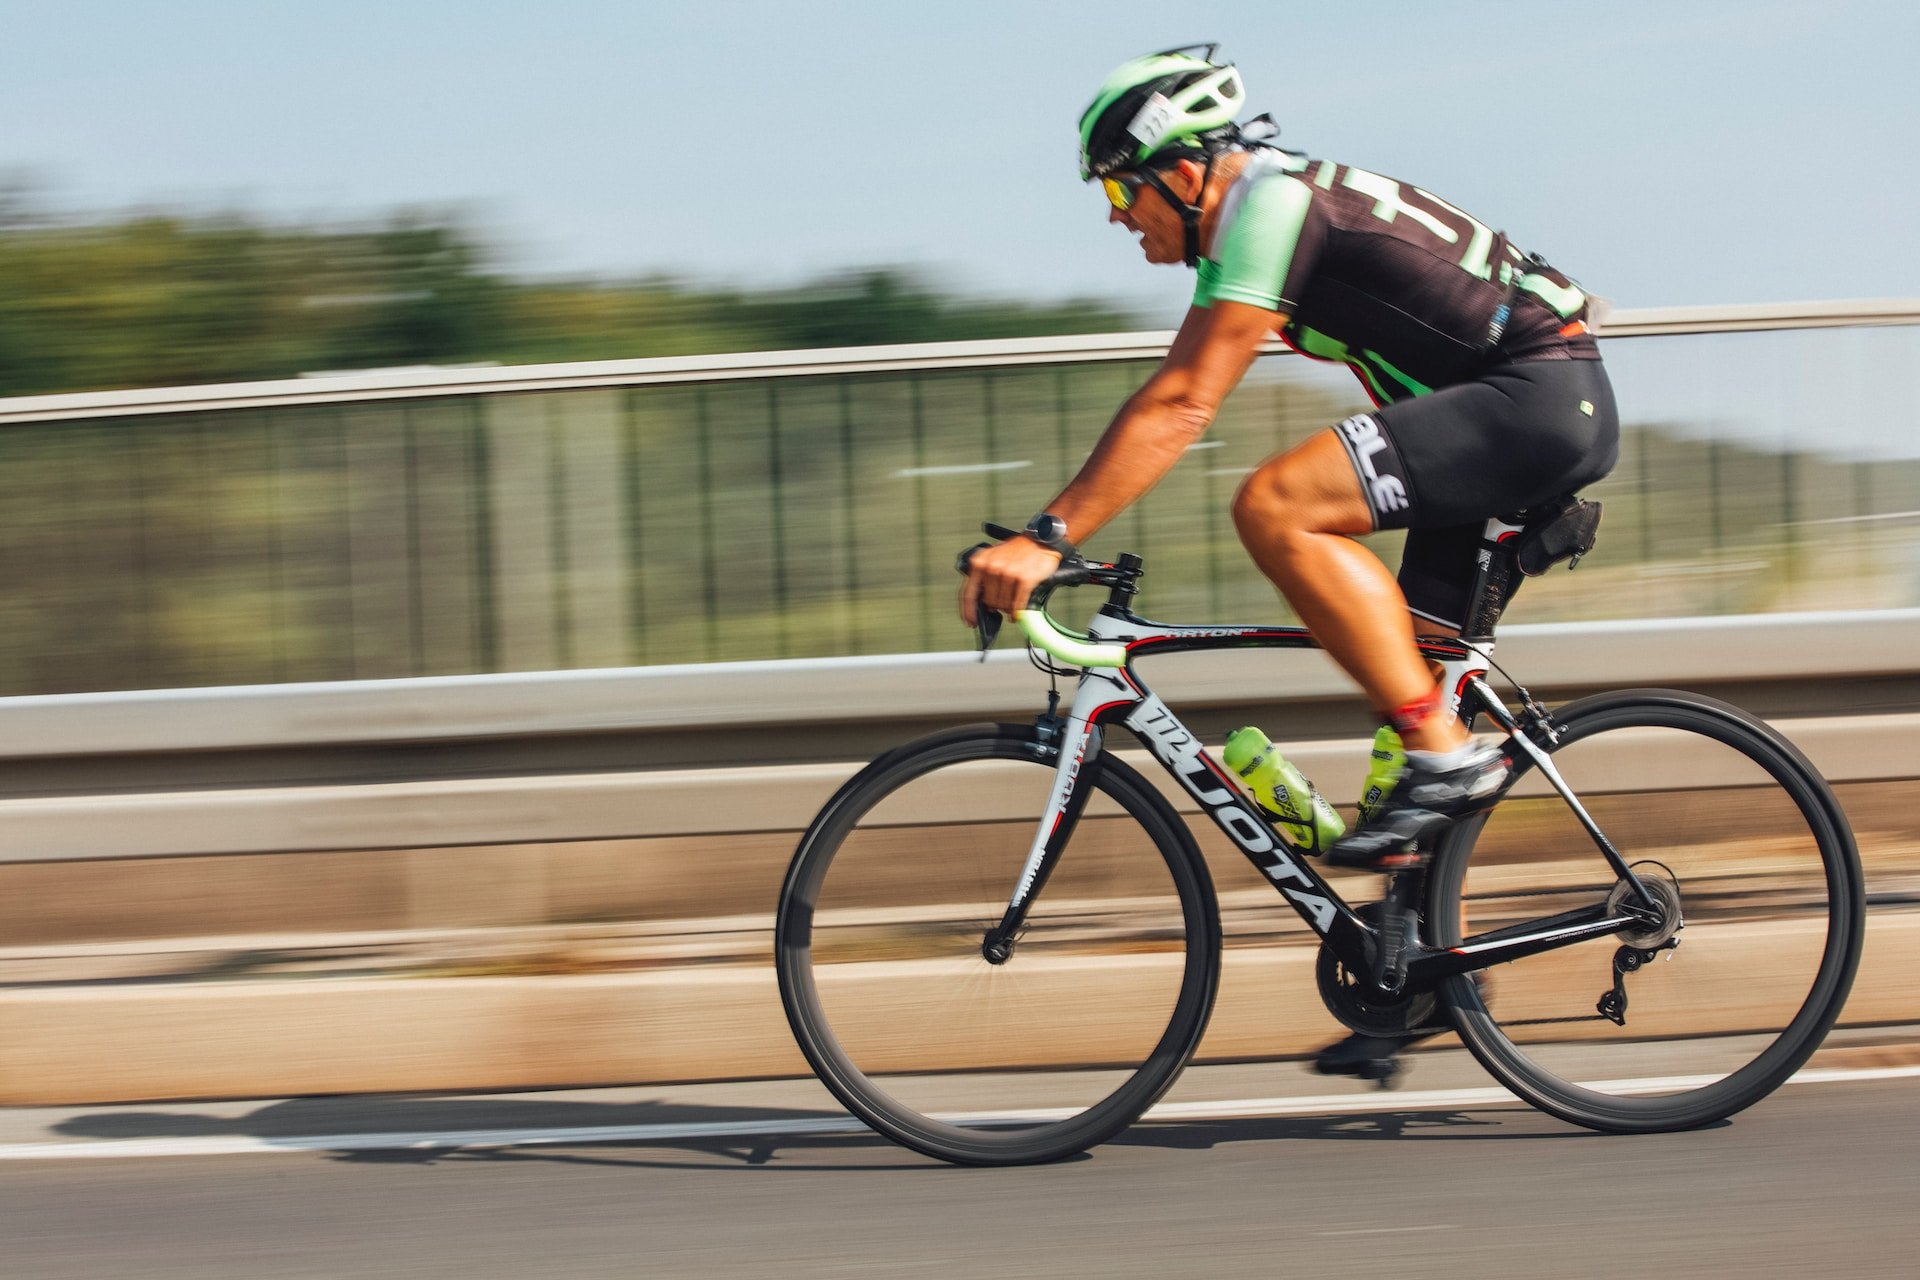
left=2, top=192, right=1915, bottom=696
left=0, top=199, right=1140, bottom=397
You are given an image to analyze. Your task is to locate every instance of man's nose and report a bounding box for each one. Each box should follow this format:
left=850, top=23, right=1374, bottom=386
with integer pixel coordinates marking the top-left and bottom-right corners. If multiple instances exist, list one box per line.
left=1108, top=205, right=1128, bottom=227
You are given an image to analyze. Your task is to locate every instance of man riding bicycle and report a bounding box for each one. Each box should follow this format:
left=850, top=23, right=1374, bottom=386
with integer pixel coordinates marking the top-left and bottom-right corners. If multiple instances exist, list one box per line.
left=958, top=44, right=1619, bottom=1077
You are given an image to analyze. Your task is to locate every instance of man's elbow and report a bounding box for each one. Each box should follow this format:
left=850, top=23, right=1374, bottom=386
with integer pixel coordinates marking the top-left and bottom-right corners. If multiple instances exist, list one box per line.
left=1130, top=384, right=1218, bottom=440
left=1157, top=392, right=1219, bottom=441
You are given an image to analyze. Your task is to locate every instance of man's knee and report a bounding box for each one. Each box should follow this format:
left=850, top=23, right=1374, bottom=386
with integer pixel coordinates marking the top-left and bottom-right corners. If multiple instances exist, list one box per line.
left=1232, top=445, right=1365, bottom=541
left=1232, top=459, right=1304, bottom=541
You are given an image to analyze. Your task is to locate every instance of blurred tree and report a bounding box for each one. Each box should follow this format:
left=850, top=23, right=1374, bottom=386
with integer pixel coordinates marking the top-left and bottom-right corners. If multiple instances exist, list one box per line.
left=0, top=204, right=1140, bottom=397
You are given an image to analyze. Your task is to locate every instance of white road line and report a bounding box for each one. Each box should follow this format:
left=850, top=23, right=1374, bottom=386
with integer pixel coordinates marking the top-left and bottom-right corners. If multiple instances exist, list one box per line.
left=3, top=1064, right=1916, bottom=1162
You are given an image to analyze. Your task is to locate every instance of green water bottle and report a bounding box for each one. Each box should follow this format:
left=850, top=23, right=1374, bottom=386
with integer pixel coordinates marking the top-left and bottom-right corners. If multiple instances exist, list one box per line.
left=1223, top=726, right=1346, bottom=855
left=1357, top=725, right=1407, bottom=825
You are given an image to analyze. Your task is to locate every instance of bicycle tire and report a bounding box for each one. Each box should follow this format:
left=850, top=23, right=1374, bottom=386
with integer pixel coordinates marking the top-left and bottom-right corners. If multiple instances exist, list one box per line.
left=1429, top=688, right=1864, bottom=1133
left=775, top=722, right=1221, bottom=1165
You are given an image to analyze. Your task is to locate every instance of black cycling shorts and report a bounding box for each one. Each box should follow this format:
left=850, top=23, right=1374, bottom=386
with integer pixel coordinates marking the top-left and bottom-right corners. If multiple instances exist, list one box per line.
left=1330, top=358, right=1619, bottom=630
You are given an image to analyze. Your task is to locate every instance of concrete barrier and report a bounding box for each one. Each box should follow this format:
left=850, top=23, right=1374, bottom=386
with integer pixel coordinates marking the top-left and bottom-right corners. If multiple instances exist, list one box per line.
left=2, top=620, right=1913, bottom=1105
left=1, top=911, right=1907, bottom=1107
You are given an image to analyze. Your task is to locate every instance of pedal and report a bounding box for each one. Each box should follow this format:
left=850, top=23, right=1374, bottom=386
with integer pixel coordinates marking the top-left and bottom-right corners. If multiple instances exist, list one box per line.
left=1314, top=1033, right=1409, bottom=1089
left=1358, top=1056, right=1403, bottom=1090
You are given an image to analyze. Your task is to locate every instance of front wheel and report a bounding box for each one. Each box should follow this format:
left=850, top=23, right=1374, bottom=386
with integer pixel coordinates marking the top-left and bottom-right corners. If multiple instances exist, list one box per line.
left=775, top=723, right=1221, bottom=1165
left=1430, top=689, right=1864, bottom=1132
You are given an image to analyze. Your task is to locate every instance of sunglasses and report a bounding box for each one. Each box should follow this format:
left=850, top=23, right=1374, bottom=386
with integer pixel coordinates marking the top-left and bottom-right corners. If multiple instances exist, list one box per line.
left=1101, top=172, right=1150, bottom=212
left=1102, top=165, right=1190, bottom=214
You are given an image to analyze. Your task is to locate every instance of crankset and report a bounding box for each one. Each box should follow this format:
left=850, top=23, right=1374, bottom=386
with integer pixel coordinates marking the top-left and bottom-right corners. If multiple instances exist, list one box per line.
left=1315, top=902, right=1444, bottom=1039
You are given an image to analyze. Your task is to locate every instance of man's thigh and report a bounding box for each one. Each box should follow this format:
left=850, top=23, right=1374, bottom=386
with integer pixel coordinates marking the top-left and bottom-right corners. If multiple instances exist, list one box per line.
left=1360, top=359, right=1618, bottom=531
left=1364, top=360, right=1619, bottom=629
left=1396, top=522, right=1484, bottom=632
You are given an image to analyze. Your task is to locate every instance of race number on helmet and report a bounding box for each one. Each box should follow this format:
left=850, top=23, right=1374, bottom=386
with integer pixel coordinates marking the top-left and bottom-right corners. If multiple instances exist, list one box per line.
left=1077, top=44, right=1245, bottom=180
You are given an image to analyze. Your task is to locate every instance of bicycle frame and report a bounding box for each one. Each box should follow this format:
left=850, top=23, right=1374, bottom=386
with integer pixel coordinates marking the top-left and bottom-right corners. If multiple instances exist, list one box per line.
left=987, top=605, right=1654, bottom=998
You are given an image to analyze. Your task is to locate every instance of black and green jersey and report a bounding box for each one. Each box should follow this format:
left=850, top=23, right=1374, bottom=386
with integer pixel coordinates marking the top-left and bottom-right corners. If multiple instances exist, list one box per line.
left=1193, top=150, right=1600, bottom=404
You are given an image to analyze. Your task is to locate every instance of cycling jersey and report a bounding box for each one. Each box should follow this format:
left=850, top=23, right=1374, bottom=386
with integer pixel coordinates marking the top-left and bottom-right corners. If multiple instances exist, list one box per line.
left=1193, top=149, right=1600, bottom=404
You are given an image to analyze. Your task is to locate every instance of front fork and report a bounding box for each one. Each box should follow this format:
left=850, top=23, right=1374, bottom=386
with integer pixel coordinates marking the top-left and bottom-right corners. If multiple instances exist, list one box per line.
left=981, top=680, right=1116, bottom=963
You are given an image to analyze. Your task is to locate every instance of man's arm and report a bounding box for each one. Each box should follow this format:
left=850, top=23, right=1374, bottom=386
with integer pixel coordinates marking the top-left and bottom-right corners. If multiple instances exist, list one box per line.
left=1042, top=299, right=1286, bottom=542
left=960, top=298, right=1285, bottom=624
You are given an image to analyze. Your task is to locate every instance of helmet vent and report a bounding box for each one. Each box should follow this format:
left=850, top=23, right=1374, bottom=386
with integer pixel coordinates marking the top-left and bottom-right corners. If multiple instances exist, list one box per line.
left=1188, top=95, right=1218, bottom=113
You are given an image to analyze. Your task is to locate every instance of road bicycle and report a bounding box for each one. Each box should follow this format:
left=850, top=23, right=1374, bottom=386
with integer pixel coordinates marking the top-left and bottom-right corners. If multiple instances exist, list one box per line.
left=774, top=503, right=1864, bottom=1165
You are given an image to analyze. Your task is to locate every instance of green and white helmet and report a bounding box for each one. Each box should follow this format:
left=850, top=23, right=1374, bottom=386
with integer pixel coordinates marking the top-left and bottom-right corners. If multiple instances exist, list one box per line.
left=1077, top=44, right=1245, bottom=181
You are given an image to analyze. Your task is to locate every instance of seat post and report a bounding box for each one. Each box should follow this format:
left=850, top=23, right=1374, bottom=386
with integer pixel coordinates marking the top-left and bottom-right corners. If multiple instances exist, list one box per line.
left=1459, top=514, right=1529, bottom=644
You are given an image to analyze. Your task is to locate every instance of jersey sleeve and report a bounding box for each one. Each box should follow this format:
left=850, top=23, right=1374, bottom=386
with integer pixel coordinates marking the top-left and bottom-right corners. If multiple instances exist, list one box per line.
left=1192, top=172, right=1319, bottom=314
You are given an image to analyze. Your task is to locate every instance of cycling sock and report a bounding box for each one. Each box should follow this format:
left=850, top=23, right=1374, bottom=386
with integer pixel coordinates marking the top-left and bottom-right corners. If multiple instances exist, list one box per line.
left=1385, top=685, right=1443, bottom=735
left=1406, top=742, right=1480, bottom=772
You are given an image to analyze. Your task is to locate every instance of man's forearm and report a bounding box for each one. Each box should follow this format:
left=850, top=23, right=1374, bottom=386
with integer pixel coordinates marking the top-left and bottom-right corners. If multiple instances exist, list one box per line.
left=1041, top=390, right=1212, bottom=541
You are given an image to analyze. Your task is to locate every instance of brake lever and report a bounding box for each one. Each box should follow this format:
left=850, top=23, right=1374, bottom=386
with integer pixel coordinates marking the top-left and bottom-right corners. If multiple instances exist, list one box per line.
left=976, top=610, right=1004, bottom=660
left=959, top=523, right=1082, bottom=662
left=956, top=539, right=1007, bottom=661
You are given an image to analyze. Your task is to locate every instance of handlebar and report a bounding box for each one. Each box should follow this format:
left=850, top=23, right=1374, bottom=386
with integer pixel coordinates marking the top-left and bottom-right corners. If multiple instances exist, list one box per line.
left=955, top=523, right=1137, bottom=666
left=1011, top=609, right=1128, bottom=668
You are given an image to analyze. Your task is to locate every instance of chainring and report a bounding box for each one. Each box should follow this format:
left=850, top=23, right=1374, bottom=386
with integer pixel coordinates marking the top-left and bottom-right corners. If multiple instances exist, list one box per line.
left=1315, top=902, right=1442, bottom=1038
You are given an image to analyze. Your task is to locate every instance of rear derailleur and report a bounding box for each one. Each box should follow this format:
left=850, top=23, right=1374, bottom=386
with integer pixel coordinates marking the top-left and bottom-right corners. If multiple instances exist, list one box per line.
left=1596, top=938, right=1681, bottom=1026
left=1596, top=862, right=1685, bottom=1025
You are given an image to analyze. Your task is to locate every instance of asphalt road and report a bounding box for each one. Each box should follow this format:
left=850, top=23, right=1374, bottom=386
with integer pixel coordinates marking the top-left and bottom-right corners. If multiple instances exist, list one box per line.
left=3, top=1059, right=1917, bottom=1280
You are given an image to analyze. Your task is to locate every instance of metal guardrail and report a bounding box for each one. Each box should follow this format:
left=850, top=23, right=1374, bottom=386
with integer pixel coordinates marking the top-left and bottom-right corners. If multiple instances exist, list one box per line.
left=1, top=611, right=1917, bottom=863
left=3, top=300, right=1915, bottom=424
left=1, top=608, right=1915, bottom=758
left=0, top=300, right=1916, bottom=695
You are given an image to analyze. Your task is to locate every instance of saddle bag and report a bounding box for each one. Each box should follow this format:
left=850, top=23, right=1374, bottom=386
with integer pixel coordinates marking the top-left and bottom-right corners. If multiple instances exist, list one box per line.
left=1514, top=496, right=1602, bottom=576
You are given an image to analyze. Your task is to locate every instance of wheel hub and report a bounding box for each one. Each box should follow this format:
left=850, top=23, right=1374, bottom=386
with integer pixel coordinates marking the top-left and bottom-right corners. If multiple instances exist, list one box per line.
left=1606, top=861, right=1685, bottom=949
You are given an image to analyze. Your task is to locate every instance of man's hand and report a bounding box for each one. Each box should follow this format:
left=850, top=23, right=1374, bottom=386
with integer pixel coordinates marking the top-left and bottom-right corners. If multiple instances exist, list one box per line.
left=959, top=536, right=1064, bottom=627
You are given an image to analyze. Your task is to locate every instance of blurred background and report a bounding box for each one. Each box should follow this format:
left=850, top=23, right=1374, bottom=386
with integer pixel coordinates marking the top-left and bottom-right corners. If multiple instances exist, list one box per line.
left=1, top=2, right=1917, bottom=689
left=1, top=7, right=1918, bottom=1260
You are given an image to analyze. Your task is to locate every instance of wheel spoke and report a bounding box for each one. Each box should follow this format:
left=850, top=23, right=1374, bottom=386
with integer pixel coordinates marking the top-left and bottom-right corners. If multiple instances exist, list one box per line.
left=775, top=725, right=1220, bottom=1164
left=1430, top=691, right=1863, bottom=1132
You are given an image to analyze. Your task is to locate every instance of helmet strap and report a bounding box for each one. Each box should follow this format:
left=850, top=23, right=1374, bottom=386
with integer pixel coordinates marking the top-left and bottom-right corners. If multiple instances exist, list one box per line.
left=1140, top=152, right=1218, bottom=268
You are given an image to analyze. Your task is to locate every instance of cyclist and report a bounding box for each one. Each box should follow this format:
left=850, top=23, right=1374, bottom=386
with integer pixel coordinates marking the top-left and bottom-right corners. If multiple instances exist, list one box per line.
left=958, top=44, right=1619, bottom=1075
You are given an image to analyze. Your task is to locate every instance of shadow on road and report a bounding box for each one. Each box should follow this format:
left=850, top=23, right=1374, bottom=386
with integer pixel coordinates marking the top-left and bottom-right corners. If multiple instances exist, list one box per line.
left=1115, top=1107, right=1622, bottom=1151
left=51, top=1094, right=925, bottom=1172
left=54, top=1092, right=834, bottom=1141
left=48, top=1086, right=1675, bottom=1172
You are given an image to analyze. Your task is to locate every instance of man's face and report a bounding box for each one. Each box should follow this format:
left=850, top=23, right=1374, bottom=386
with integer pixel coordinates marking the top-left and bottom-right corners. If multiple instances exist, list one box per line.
left=1104, top=162, right=1198, bottom=266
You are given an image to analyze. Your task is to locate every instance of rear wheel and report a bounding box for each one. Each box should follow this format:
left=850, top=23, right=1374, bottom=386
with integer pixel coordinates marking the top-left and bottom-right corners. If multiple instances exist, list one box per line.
left=1430, top=689, right=1864, bottom=1132
left=775, top=723, right=1221, bottom=1165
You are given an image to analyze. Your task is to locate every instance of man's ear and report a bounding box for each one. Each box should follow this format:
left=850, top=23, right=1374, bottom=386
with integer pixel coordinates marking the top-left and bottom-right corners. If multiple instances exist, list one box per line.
left=1171, top=158, right=1209, bottom=201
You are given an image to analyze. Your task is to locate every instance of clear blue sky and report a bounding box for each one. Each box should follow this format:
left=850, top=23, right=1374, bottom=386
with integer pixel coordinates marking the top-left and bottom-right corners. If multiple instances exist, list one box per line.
left=5, top=0, right=1917, bottom=318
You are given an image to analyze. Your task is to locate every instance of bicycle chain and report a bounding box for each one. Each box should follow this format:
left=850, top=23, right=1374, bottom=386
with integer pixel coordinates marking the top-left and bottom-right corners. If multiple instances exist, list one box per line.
left=1499, top=1014, right=1608, bottom=1026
